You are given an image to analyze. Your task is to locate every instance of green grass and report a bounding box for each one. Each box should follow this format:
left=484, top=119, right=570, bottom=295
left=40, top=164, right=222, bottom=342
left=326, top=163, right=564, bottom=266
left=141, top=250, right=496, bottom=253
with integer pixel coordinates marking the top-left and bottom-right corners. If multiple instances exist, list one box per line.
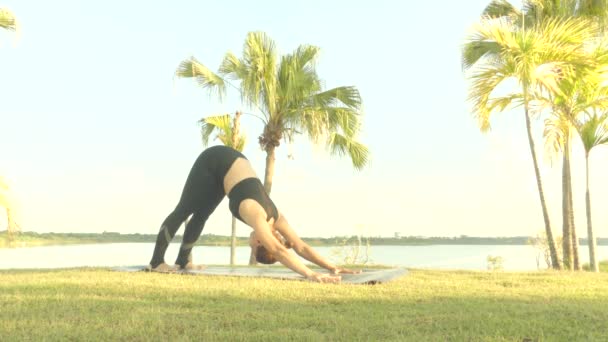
left=1, top=268, right=608, bottom=341
left=583, top=260, right=608, bottom=272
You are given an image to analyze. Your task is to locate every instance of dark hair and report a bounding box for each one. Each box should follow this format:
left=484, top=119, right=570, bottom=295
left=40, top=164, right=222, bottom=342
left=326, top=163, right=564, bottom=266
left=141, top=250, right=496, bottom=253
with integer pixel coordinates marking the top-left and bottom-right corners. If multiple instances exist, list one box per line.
left=255, top=245, right=278, bottom=264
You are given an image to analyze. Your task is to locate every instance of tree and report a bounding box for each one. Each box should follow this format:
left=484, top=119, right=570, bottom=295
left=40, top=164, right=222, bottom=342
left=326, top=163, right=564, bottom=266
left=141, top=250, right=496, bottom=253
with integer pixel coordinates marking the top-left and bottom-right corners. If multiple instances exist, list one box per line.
left=542, top=62, right=608, bottom=270
left=477, top=0, right=608, bottom=271
left=462, top=14, right=597, bottom=270
left=0, top=9, right=19, bottom=243
left=543, top=113, right=574, bottom=268
left=0, top=176, right=19, bottom=243
left=199, top=112, right=246, bottom=265
left=176, top=32, right=369, bottom=195
left=574, top=112, right=608, bottom=272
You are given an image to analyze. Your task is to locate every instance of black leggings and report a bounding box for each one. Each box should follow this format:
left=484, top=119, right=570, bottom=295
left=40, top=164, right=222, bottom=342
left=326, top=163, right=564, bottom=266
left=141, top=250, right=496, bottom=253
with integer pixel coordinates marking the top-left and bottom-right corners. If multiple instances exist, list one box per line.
left=149, top=158, right=226, bottom=268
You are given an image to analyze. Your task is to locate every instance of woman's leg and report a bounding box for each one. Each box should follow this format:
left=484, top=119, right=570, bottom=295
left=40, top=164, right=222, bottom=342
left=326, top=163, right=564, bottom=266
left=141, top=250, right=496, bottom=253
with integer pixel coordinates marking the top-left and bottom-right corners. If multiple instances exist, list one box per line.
left=149, top=158, right=213, bottom=268
left=174, top=186, right=224, bottom=268
left=149, top=203, right=192, bottom=268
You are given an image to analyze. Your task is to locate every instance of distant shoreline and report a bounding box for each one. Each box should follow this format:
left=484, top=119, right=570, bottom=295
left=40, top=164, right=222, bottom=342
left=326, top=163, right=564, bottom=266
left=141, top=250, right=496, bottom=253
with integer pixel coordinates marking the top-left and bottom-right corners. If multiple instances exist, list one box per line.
left=2, top=231, right=607, bottom=248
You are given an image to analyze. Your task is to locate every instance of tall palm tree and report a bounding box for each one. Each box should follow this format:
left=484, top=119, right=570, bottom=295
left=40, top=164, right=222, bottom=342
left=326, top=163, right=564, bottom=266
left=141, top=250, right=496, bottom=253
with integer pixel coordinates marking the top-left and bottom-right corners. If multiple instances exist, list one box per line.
left=0, top=8, right=17, bottom=31
left=0, top=176, right=19, bottom=243
left=199, top=112, right=246, bottom=265
left=542, top=34, right=608, bottom=270
left=176, top=32, right=369, bottom=195
left=1, top=9, right=19, bottom=243
left=543, top=113, right=576, bottom=269
left=479, top=0, right=608, bottom=271
left=574, top=112, right=608, bottom=272
left=462, top=15, right=598, bottom=270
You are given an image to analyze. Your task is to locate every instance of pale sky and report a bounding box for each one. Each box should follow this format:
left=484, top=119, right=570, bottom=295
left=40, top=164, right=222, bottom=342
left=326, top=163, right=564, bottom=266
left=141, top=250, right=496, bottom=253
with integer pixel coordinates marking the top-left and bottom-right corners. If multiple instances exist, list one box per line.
left=1, top=0, right=607, bottom=239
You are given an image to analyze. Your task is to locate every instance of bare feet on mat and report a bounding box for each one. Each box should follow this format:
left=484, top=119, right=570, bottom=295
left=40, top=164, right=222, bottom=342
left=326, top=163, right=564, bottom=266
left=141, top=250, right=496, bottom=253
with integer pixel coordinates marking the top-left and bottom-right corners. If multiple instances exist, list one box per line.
left=178, top=262, right=206, bottom=271
left=146, top=263, right=177, bottom=273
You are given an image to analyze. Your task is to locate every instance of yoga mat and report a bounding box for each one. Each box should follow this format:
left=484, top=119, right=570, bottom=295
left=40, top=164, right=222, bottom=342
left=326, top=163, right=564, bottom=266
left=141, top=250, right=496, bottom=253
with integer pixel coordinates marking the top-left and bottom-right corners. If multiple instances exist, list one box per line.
left=112, top=265, right=408, bottom=284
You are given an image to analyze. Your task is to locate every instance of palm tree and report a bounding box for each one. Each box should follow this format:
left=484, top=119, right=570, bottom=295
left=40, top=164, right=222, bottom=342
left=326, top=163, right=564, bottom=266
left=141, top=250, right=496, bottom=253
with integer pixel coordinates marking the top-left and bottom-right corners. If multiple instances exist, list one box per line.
left=0, top=176, right=19, bottom=243
left=574, top=112, right=608, bottom=272
left=542, top=62, right=608, bottom=269
left=462, top=15, right=598, bottom=270
left=199, top=112, right=246, bottom=265
left=1, top=9, right=19, bottom=243
left=176, top=32, right=369, bottom=195
left=0, top=8, right=17, bottom=31
left=543, top=113, right=576, bottom=269
left=478, top=0, right=608, bottom=271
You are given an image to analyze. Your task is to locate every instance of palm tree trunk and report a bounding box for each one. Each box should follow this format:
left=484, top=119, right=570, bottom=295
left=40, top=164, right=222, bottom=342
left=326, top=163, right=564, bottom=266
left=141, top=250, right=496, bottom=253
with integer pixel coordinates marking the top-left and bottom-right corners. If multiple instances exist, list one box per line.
left=230, top=216, right=237, bottom=266
left=566, top=136, right=580, bottom=270
left=569, top=185, right=580, bottom=271
left=6, top=207, right=15, bottom=244
left=231, top=111, right=242, bottom=266
left=263, top=145, right=277, bottom=195
left=233, top=111, right=242, bottom=145
left=562, top=143, right=573, bottom=270
left=525, top=106, right=561, bottom=269
left=585, top=153, right=599, bottom=272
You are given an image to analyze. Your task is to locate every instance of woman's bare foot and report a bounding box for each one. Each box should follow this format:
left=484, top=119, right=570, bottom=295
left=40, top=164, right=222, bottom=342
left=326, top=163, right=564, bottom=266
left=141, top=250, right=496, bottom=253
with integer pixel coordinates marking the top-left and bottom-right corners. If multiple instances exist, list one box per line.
left=178, top=262, right=206, bottom=271
left=146, top=263, right=177, bottom=273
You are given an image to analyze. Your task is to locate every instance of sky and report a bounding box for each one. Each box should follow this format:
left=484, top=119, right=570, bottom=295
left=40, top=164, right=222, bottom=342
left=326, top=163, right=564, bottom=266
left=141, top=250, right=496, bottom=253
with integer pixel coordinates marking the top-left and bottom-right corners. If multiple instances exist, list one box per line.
left=1, top=0, right=607, bottom=239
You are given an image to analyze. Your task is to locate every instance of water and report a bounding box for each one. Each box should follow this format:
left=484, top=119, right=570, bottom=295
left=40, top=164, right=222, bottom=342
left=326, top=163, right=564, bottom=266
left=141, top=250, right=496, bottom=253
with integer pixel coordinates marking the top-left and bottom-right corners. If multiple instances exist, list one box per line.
left=0, top=243, right=606, bottom=271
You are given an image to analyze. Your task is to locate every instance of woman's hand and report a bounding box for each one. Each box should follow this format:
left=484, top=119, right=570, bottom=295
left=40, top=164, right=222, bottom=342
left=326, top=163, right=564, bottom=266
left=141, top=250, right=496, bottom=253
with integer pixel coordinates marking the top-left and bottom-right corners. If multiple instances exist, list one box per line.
left=331, top=267, right=362, bottom=275
left=307, top=272, right=341, bottom=283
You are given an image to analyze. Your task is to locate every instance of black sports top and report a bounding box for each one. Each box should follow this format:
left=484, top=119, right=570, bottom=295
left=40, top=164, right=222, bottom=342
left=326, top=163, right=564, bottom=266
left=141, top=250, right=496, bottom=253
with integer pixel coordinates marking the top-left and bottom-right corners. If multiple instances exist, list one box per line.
left=228, top=177, right=279, bottom=223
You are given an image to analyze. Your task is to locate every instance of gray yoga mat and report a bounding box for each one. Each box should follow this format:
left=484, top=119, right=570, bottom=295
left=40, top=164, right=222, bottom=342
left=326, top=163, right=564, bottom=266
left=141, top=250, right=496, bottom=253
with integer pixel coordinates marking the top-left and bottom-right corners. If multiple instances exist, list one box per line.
left=112, top=265, right=408, bottom=284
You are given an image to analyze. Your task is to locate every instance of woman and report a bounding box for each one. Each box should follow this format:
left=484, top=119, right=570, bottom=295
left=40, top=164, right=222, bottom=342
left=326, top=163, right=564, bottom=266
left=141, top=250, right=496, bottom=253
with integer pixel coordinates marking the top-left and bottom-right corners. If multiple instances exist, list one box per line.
left=148, top=145, right=359, bottom=283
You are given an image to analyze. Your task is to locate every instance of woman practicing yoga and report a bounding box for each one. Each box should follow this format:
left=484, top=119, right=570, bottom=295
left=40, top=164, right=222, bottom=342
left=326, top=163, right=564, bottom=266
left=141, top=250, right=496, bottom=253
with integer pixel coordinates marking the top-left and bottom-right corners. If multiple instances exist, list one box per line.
left=148, top=145, right=359, bottom=283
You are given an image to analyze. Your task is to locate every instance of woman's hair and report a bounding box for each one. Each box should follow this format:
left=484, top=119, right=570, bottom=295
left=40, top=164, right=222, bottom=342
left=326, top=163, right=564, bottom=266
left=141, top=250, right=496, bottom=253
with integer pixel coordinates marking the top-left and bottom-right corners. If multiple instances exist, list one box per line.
left=255, top=245, right=278, bottom=264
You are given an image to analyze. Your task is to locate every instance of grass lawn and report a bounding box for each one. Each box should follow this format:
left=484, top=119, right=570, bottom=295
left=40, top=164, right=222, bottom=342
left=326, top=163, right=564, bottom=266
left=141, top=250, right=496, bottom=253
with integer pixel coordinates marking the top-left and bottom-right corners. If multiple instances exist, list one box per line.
left=1, top=267, right=608, bottom=341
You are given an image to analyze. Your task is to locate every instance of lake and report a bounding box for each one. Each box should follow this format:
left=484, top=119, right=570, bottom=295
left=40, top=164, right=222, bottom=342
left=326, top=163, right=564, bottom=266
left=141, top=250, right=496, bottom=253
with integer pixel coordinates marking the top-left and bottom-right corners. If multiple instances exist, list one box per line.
left=1, top=243, right=606, bottom=271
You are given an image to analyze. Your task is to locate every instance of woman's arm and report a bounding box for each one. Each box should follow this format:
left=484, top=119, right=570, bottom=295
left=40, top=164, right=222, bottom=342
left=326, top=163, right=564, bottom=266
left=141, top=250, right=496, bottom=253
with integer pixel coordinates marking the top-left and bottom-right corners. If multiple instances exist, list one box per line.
left=274, top=213, right=360, bottom=274
left=252, top=218, right=340, bottom=283
left=239, top=200, right=340, bottom=283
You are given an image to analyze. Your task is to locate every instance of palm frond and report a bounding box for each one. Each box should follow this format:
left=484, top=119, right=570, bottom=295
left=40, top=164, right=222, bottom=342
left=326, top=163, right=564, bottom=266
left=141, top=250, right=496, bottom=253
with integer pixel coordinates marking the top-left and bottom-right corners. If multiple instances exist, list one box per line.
left=276, top=47, right=322, bottom=116
left=235, top=135, right=247, bottom=152
left=543, top=112, right=568, bottom=160
left=489, top=93, right=525, bottom=111
left=544, top=16, right=598, bottom=47
left=218, top=52, right=248, bottom=81
left=309, top=86, right=361, bottom=110
left=576, top=112, right=608, bottom=153
left=326, top=107, right=361, bottom=138
left=531, top=62, right=569, bottom=96
left=199, top=114, right=233, bottom=147
left=240, top=32, right=278, bottom=115
left=482, top=0, right=521, bottom=19
left=176, top=57, right=226, bottom=100
left=461, top=40, right=502, bottom=71
left=467, top=63, right=517, bottom=131
left=0, top=8, right=17, bottom=31
left=291, top=44, right=320, bottom=70
left=327, top=133, right=370, bottom=171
